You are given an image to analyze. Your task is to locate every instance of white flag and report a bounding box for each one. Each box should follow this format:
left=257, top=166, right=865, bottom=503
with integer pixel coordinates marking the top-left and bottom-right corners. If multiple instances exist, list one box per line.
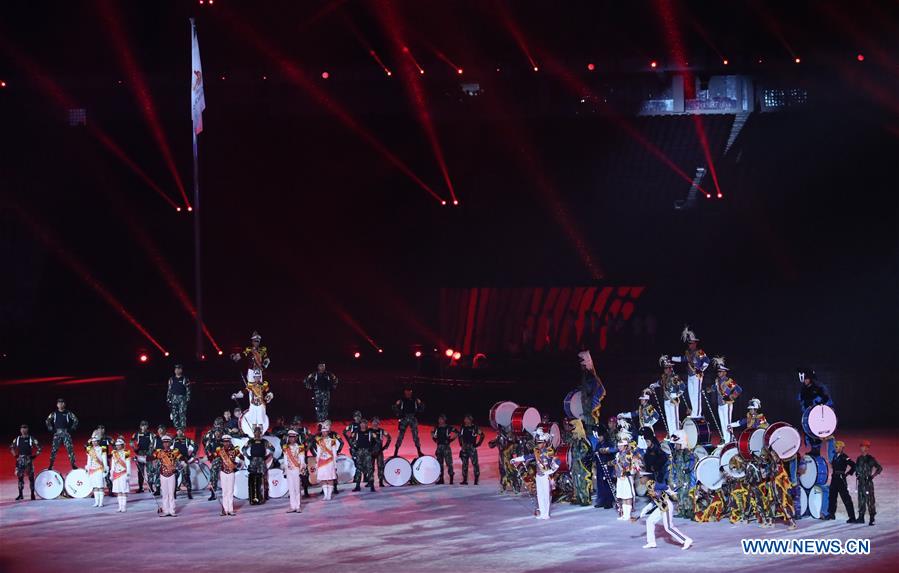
left=190, top=18, right=206, bottom=135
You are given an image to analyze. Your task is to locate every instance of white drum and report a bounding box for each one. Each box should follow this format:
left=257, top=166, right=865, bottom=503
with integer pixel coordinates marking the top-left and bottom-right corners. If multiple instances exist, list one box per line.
left=803, top=405, right=838, bottom=439
left=693, top=445, right=708, bottom=459
left=336, top=455, right=356, bottom=484
left=306, top=457, right=319, bottom=485
left=412, top=455, right=441, bottom=485
left=384, top=456, right=412, bottom=487
left=239, top=412, right=270, bottom=437
left=35, top=469, right=64, bottom=500
left=695, top=455, right=725, bottom=490
left=719, top=443, right=744, bottom=479
left=800, top=487, right=809, bottom=517
left=234, top=469, right=250, bottom=500
left=807, top=485, right=825, bottom=519
left=177, top=461, right=211, bottom=491
left=64, top=469, right=92, bottom=498
left=489, top=401, right=519, bottom=430
left=264, top=436, right=283, bottom=460
left=749, top=428, right=766, bottom=456
left=765, top=422, right=802, bottom=460
left=798, top=455, right=817, bottom=489
left=267, top=470, right=288, bottom=498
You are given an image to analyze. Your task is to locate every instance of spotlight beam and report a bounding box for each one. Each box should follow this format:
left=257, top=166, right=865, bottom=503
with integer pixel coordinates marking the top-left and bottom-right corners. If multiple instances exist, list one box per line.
left=499, top=9, right=539, bottom=70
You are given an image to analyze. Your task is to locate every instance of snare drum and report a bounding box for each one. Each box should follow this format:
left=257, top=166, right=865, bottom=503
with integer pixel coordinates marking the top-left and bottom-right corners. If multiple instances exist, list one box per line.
left=64, top=469, right=92, bottom=498
left=695, top=455, right=724, bottom=490
left=234, top=469, right=249, bottom=499
left=267, top=470, right=288, bottom=498
left=801, top=405, right=838, bottom=439
left=384, top=456, right=412, bottom=487
left=510, top=406, right=541, bottom=435
left=35, top=469, right=64, bottom=499
left=537, top=422, right=561, bottom=448
left=489, top=401, right=519, bottom=430
left=719, top=442, right=745, bottom=478
left=764, top=422, right=801, bottom=460
left=682, top=417, right=712, bottom=449
left=412, top=455, right=441, bottom=485
left=554, top=444, right=572, bottom=473
left=563, top=390, right=583, bottom=420
left=336, top=455, right=356, bottom=484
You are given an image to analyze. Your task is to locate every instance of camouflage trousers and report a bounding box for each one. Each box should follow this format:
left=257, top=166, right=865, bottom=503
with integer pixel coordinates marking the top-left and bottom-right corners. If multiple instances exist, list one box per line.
left=373, top=450, right=386, bottom=484
left=354, top=449, right=374, bottom=486
left=178, top=462, right=192, bottom=492
left=209, top=457, right=222, bottom=490
left=168, top=395, right=188, bottom=430
left=134, top=455, right=149, bottom=491
left=313, top=391, right=331, bottom=422
left=395, top=416, right=421, bottom=452
left=858, top=480, right=876, bottom=518
left=435, top=444, right=454, bottom=478
left=460, top=445, right=479, bottom=481
left=15, top=456, right=35, bottom=491
left=49, top=431, right=76, bottom=469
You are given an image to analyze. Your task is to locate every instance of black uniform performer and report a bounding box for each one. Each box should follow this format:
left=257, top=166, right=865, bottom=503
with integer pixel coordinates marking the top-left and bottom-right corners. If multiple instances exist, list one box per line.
left=393, top=387, right=425, bottom=458
left=243, top=426, right=275, bottom=505
left=826, top=440, right=859, bottom=523
left=351, top=419, right=377, bottom=492
left=45, top=398, right=79, bottom=470
left=172, top=429, right=196, bottom=499
left=303, top=362, right=339, bottom=422
left=343, top=411, right=363, bottom=484
left=458, top=415, right=485, bottom=485
left=432, top=414, right=457, bottom=485
left=130, top=420, right=154, bottom=493
left=10, top=424, right=41, bottom=500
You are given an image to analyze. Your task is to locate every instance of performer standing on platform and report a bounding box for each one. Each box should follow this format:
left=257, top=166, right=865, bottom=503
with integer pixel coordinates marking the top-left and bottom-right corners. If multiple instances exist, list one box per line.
left=85, top=433, right=108, bottom=508
left=826, top=440, right=859, bottom=523
left=282, top=429, right=307, bottom=512
left=210, top=434, right=242, bottom=516
left=432, top=414, right=457, bottom=485
left=313, top=420, right=342, bottom=501
left=231, top=331, right=271, bottom=380
left=856, top=440, right=882, bottom=526
left=166, top=364, right=191, bottom=431
left=110, top=438, right=131, bottom=512
left=172, top=428, right=196, bottom=499
left=577, top=350, right=606, bottom=429
left=618, top=391, right=659, bottom=450
left=650, top=356, right=685, bottom=434
left=45, top=398, right=78, bottom=471
left=371, top=417, right=391, bottom=488
left=351, top=419, right=377, bottom=493
left=154, top=435, right=180, bottom=517
left=639, top=474, right=693, bottom=550
left=130, top=420, right=153, bottom=493
left=393, top=387, right=425, bottom=457
left=458, top=414, right=484, bottom=486
left=233, top=369, right=273, bottom=435
left=10, top=424, right=40, bottom=501
left=671, top=326, right=709, bottom=418
left=303, top=362, right=338, bottom=422
left=797, top=368, right=834, bottom=457
left=243, top=425, right=274, bottom=505
left=708, top=357, right=742, bottom=443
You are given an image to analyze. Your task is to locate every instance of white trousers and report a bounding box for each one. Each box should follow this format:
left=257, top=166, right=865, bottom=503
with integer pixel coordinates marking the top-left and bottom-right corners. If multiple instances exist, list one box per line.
left=220, top=471, right=235, bottom=514
left=687, top=375, right=701, bottom=417
left=663, top=400, right=680, bottom=434
left=646, top=503, right=690, bottom=546
left=718, top=403, right=733, bottom=443
left=535, top=473, right=552, bottom=519
left=160, top=474, right=176, bottom=516
left=285, top=469, right=302, bottom=511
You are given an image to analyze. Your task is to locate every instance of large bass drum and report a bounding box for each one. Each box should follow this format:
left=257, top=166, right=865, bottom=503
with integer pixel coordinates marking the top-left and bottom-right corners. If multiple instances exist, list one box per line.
left=384, top=456, right=412, bottom=487
left=489, top=401, right=519, bottom=430
left=764, top=422, right=801, bottom=460
left=267, top=469, right=288, bottom=498
left=695, top=455, right=725, bottom=490
left=510, top=406, right=541, bottom=435
left=412, top=456, right=441, bottom=485
left=537, top=422, right=561, bottom=448
left=554, top=444, right=572, bottom=473
left=682, top=417, right=712, bottom=449
left=64, top=469, right=92, bottom=498
left=563, top=390, right=583, bottom=420
left=802, top=405, right=837, bottom=439
left=233, top=469, right=249, bottom=499
left=336, top=455, right=356, bottom=484
left=799, top=454, right=830, bottom=489
left=177, top=461, right=211, bottom=491
left=35, top=469, right=65, bottom=500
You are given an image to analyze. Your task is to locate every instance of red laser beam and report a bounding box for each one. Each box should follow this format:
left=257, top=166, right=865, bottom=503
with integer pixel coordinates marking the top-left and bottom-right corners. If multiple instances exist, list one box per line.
left=99, top=0, right=191, bottom=208
left=56, top=375, right=126, bottom=386
left=401, top=45, right=425, bottom=75
left=218, top=8, right=445, bottom=204
left=500, top=10, right=539, bottom=71
left=0, top=376, right=74, bottom=387
left=426, top=42, right=463, bottom=75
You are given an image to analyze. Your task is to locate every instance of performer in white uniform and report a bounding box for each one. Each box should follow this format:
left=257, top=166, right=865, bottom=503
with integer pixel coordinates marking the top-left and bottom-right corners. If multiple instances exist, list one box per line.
left=639, top=474, right=693, bottom=550
left=649, top=355, right=685, bottom=436
left=153, top=435, right=181, bottom=517
left=511, top=429, right=559, bottom=520
left=211, top=434, right=242, bottom=516
left=110, top=438, right=131, bottom=512
left=314, top=420, right=341, bottom=501
left=282, top=429, right=307, bottom=513
left=708, top=356, right=742, bottom=443
left=614, top=438, right=639, bottom=520
left=232, top=369, right=274, bottom=435
left=671, top=326, right=709, bottom=418
left=85, top=433, right=108, bottom=508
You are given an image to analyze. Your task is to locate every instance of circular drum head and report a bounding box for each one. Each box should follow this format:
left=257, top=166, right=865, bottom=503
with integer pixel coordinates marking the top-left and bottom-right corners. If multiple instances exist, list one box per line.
left=35, top=470, right=64, bottom=500
left=306, top=457, right=319, bottom=485
left=240, top=413, right=270, bottom=437
left=192, top=462, right=211, bottom=491
left=720, top=444, right=744, bottom=478
left=336, top=455, right=356, bottom=484
left=267, top=470, right=288, bottom=498
left=749, top=428, right=766, bottom=455
left=682, top=418, right=699, bottom=449
left=490, top=401, right=519, bottom=430
left=547, top=423, right=561, bottom=448
left=264, top=436, right=283, bottom=459
left=554, top=444, right=571, bottom=473
left=695, top=455, right=724, bottom=490
left=564, top=390, right=584, bottom=420
left=64, top=469, right=92, bottom=498
left=807, top=405, right=838, bottom=438
left=798, top=455, right=816, bottom=489
left=808, top=485, right=825, bottom=519
left=233, top=469, right=249, bottom=499
left=521, top=407, right=541, bottom=434
left=384, top=456, right=412, bottom=487
left=767, top=425, right=801, bottom=460
left=693, top=445, right=708, bottom=459
left=412, top=455, right=442, bottom=485
left=800, top=487, right=809, bottom=517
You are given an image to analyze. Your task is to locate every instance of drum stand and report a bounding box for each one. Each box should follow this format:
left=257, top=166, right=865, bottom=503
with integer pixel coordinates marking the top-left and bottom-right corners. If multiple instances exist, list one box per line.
left=702, top=390, right=725, bottom=443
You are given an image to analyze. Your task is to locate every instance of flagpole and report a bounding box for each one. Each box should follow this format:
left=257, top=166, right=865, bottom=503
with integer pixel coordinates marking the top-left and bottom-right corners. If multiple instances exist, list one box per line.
left=192, top=129, right=203, bottom=361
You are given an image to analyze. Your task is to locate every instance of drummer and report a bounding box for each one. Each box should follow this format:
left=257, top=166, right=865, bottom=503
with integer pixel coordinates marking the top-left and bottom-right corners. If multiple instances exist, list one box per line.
left=797, top=368, right=834, bottom=458
left=172, top=428, right=196, bottom=500
left=618, top=391, right=659, bottom=450
left=731, top=398, right=768, bottom=431
left=10, top=424, right=41, bottom=501
left=130, top=420, right=153, bottom=494
left=707, top=357, right=742, bottom=443
left=210, top=434, right=242, bottom=516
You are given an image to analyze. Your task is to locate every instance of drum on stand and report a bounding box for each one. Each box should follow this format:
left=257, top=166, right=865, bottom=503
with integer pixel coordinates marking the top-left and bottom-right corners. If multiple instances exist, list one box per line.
left=802, top=405, right=838, bottom=439
left=695, top=455, right=725, bottom=490
left=267, top=470, right=288, bottom=498
left=233, top=469, right=249, bottom=500
left=306, top=457, right=319, bottom=486
left=764, top=422, right=801, bottom=460
left=35, top=469, right=64, bottom=500
left=384, top=456, right=412, bottom=487
left=719, top=442, right=744, bottom=478
left=681, top=417, right=711, bottom=449
left=64, top=469, right=92, bottom=498
left=563, top=390, right=583, bottom=420
left=489, top=401, right=519, bottom=430
left=554, top=444, right=572, bottom=473
left=807, top=485, right=825, bottom=519
left=412, top=456, right=441, bottom=485
left=537, top=422, right=561, bottom=448
left=510, top=406, right=541, bottom=435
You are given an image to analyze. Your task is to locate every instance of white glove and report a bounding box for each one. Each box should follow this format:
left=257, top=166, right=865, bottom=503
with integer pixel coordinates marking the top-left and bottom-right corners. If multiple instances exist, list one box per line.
left=618, top=412, right=632, bottom=419
left=265, top=392, right=274, bottom=403
left=728, top=422, right=741, bottom=428
left=231, top=391, right=244, bottom=400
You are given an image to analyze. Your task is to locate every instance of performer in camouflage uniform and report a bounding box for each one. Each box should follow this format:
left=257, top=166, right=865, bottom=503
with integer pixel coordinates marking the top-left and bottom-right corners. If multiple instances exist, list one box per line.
left=45, top=398, right=78, bottom=470
left=204, top=424, right=225, bottom=500
left=350, top=419, right=377, bottom=492
left=432, top=414, right=457, bottom=485
left=130, top=420, right=153, bottom=493
left=393, top=387, right=425, bottom=457
left=856, top=440, right=882, bottom=526
left=488, top=425, right=516, bottom=493
left=343, top=411, right=363, bottom=483
left=172, top=428, right=196, bottom=499
left=669, top=434, right=696, bottom=518
left=166, top=364, right=191, bottom=431
left=370, top=417, right=391, bottom=487
left=458, top=414, right=484, bottom=485
left=10, top=424, right=40, bottom=500
left=303, top=362, right=338, bottom=422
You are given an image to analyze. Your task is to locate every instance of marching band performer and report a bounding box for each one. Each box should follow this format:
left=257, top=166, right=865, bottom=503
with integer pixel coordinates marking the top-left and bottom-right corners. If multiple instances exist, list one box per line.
left=707, top=357, right=742, bottom=443
left=85, top=432, right=108, bottom=508
left=511, top=428, right=559, bottom=520
left=769, top=453, right=798, bottom=529
left=153, top=435, right=181, bottom=517
left=232, top=369, right=274, bottom=436
left=731, top=398, right=768, bottom=431
left=639, top=473, right=693, bottom=550
left=303, top=362, right=338, bottom=422
left=45, top=398, right=79, bottom=471
left=668, top=433, right=696, bottom=518
left=210, top=434, right=242, bottom=516
left=150, top=424, right=167, bottom=496
left=577, top=350, right=606, bottom=429
left=282, top=429, right=307, bottom=512
left=344, top=411, right=363, bottom=485
left=826, top=440, right=859, bottom=523
left=458, top=414, right=484, bottom=486
left=650, top=356, right=686, bottom=435
left=242, top=425, right=275, bottom=505
left=166, top=364, right=192, bottom=431
left=130, top=420, right=153, bottom=493
left=856, top=440, right=882, bottom=526
left=172, top=428, right=196, bottom=499
left=312, top=420, right=342, bottom=501
left=591, top=419, right=618, bottom=509
left=110, top=438, right=131, bottom=512
left=204, top=425, right=225, bottom=500
left=671, top=326, right=709, bottom=417
left=370, top=417, right=392, bottom=488
left=231, top=331, right=271, bottom=381
left=488, top=425, right=515, bottom=493
left=614, top=438, right=638, bottom=520
left=393, top=387, right=425, bottom=458
left=432, top=414, right=457, bottom=485
left=618, top=391, right=660, bottom=450
left=565, top=418, right=594, bottom=506
left=797, top=368, right=834, bottom=458
left=10, top=424, right=40, bottom=501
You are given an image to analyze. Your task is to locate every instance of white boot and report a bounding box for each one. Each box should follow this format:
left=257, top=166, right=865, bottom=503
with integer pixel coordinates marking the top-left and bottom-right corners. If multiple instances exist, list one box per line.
left=620, top=502, right=632, bottom=520
left=97, top=491, right=104, bottom=507
left=93, top=491, right=100, bottom=507
left=324, top=485, right=332, bottom=500
left=682, top=538, right=693, bottom=550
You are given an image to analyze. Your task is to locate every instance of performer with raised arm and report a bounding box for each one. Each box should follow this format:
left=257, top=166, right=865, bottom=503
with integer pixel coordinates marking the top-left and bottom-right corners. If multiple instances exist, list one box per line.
left=432, top=414, right=457, bottom=485
left=303, top=362, right=338, bottom=422
left=166, top=364, right=192, bottom=431
left=511, top=428, right=559, bottom=520
left=153, top=435, right=181, bottom=517
left=577, top=350, right=606, bottom=430
left=232, top=369, right=274, bottom=436
left=707, top=357, right=742, bottom=443
left=282, top=429, right=308, bottom=512
left=130, top=420, right=153, bottom=493
left=393, top=387, right=425, bottom=458
left=370, top=417, right=392, bottom=488
left=618, top=390, right=660, bottom=450
left=312, top=420, right=342, bottom=501
left=649, top=356, right=686, bottom=435
left=671, top=326, right=709, bottom=417
left=10, top=424, right=40, bottom=501
left=85, top=432, right=108, bottom=508
left=231, top=331, right=271, bottom=380
left=458, top=414, right=484, bottom=486
left=110, top=438, right=131, bottom=512
left=639, top=473, right=693, bottom=550
left=210, top=434, right=242, bottom=516
left=45, top=398, right=78, bottom=471
left=731, top=398, right=768, bottom=431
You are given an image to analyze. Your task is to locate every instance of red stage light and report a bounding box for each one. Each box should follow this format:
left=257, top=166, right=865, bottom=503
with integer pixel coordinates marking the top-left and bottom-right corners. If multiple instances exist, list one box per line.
left=414, top=350, right=422, bottom=358
left=794, top=57, right=801, bottom=64
left=723, top=59, right=729, bottom=65
left=587, top=63, right=595, bottom=71
left=533, top=66, right=539, bottom=72
left=353, top=351, right=361, bottom=359
left=650, top=61, right=658, bottom=69
left=441, top=200, right=447, bottom=205
left=386, top=70, right=393, bottom=76
left=856, top=53, right=864, bottom=62
left=176, top=207, right=182, bottom=212
left=187, top=206, right=193, bottom=212
left=139, top=354, right=148, bottom=363
left=321, top=71, right=329, bottom=79
left=0, top=81, right=7, bottom=88
left=220, top=75, right=226, bottom=80
left=377, top=348, right=383, bottom=353
left=452, top=351, right=461, bottom=360
left=200, top=354, right=207, bottom=360
left=218, top=350, right=224, bottom=355
left=419, top=69, right=425, bottom=75
left=445, top=348, right=454, bottom=357
left=209, top=0, right=214, bottom=4
left=164, top=351, right=170, bottom=357
left=457, top=68, right=464, bottom=75
left=453, top=200, right=459, bottom=205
